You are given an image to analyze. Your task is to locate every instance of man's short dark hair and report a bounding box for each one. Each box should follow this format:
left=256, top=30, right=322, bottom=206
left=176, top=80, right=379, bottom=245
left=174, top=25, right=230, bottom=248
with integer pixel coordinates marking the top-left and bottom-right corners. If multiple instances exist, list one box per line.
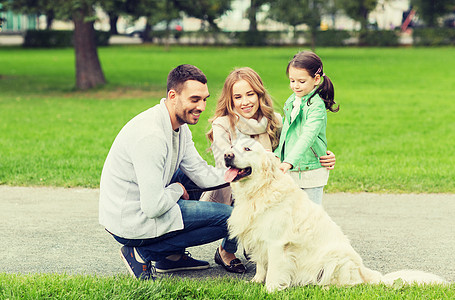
left=167, top=64, right=207, bottom=93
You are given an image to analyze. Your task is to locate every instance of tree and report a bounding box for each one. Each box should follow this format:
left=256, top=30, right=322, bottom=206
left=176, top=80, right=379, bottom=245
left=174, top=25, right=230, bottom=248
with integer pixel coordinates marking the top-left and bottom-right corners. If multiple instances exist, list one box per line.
left=411, top=0, right=455, bottom=27
left=103, top=0, right=129, bottom=34
left=337, top=0, right=378, bottom=43
left=123, top=0, right=177, bottom=43
left=247, top=0, right=269, bottom=32
left=3, top=0, right=107, bottom=89
left=173, top=0, right=231, bottom=31
left=268, top=0, right=327, bottom=50
left=337, top=0, right=378, bottom=31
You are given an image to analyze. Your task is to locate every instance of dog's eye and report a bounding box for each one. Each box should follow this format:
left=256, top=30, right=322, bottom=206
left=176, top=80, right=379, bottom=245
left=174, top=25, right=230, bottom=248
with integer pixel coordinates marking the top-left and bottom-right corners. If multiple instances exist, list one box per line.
left=244, top=147, right=251, bottom=151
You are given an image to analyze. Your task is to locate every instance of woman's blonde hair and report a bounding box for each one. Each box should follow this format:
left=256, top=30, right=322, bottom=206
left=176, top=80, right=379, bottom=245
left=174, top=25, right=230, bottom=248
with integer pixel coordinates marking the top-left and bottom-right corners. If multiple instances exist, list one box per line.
left=207, top=67, right=281, bottom=150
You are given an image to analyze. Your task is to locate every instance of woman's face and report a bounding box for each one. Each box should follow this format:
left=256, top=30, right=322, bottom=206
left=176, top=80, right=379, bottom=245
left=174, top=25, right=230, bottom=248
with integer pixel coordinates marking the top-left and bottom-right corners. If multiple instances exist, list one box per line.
left=232, top=79, right=260, bottom=120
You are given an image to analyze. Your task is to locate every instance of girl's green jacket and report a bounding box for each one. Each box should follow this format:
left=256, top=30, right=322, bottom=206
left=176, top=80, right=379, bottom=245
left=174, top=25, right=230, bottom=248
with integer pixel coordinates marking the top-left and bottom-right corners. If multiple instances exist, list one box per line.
left=274, top=90, right=328, bottom=171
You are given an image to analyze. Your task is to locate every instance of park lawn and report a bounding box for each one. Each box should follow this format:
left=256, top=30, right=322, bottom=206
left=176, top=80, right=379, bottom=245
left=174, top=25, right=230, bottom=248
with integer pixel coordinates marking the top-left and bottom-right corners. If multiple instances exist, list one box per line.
left=0, top=46, right=454, bottom=192
left=0, top=273, right=454, bottom=299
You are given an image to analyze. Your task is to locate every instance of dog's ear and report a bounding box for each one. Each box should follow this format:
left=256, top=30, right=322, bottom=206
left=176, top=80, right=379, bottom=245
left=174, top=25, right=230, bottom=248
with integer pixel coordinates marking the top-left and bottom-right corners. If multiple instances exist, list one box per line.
left=260, top=151, right=280, bottom=172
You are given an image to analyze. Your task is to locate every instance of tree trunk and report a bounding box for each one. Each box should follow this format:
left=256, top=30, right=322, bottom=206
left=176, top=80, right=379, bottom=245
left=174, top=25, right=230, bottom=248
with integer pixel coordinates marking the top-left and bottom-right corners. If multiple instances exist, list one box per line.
left=358, top=6, right=369, bottom=45
left=310, top=29, right=316, bottom=52
left=108, top=13, right=119, bottom=35
left=248, top=0, right=259, bottom=32
left=73, top=7, right=106, bottom=90
left=164, top=20, right=170, bottom=51
left=144, top=22, right=153, bottom=42
left=46, top=10, right=54, bottom=30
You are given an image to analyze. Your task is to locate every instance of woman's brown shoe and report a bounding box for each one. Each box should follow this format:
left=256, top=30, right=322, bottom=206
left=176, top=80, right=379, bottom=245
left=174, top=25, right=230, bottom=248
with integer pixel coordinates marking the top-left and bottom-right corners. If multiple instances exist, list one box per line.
left=214, top=247, right=247, bottom=273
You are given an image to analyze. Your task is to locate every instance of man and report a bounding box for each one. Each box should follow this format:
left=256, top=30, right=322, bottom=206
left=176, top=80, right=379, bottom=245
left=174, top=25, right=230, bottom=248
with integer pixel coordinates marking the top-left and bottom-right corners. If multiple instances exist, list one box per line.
left=99, top=64, right=246, bottom=280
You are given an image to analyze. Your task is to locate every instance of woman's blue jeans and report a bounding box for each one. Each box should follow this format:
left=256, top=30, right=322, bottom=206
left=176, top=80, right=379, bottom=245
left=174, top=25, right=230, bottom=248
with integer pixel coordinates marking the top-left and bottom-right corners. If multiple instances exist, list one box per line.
left=111, top=169, right=237, bottom=262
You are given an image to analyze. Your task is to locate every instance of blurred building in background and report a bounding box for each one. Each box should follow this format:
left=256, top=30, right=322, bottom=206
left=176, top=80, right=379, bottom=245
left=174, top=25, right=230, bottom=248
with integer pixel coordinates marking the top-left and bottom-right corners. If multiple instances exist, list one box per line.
left=0, top=3, right=37, bottom=32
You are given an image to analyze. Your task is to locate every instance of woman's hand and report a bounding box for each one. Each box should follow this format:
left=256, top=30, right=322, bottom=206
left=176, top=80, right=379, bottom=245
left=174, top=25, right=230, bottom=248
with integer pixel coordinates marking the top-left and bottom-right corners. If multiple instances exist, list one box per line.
left=320, top=150, right=336, bottom=170
left=279, top=162, right=293, bottom=173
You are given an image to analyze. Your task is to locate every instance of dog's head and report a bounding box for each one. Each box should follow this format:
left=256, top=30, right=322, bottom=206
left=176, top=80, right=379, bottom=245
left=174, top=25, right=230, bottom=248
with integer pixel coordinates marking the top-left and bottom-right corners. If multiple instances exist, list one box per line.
left=224, top=138, right=279, bottom=184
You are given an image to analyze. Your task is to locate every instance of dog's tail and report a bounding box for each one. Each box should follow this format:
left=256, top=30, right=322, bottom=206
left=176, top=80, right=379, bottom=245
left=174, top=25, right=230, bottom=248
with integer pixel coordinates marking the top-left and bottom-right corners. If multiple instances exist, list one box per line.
left=380, top=270, right=448, bottom=285
left=359, top=266, right=383, bottom=283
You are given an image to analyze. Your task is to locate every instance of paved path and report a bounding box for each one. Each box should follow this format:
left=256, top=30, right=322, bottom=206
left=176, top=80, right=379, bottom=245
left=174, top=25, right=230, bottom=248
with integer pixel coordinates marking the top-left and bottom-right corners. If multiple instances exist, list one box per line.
left=1, top=186, right=453, bottom=282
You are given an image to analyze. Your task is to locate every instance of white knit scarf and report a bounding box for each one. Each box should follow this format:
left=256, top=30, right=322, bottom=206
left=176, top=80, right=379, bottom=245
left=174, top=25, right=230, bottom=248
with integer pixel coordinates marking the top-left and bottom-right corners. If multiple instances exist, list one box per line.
left=234, top=110, right=272, bottom=151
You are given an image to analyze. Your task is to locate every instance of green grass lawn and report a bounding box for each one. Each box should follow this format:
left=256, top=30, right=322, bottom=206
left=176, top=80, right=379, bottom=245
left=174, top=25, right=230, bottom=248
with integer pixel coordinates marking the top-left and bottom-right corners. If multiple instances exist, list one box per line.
left=1, top=273, right=454, bottom=299
left=1, top=46, right=454, bottom=192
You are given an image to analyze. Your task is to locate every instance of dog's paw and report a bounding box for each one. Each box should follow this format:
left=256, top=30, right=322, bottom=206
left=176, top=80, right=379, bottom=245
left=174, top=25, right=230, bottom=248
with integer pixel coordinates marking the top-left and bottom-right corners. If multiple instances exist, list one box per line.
left=265, top=282, right=288, bottom=293
left=252, top=274, right=266, bottom=283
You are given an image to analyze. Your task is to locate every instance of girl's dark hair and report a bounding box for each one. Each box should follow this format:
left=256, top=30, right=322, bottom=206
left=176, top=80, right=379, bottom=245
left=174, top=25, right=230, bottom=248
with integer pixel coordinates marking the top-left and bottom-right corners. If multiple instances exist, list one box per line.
left=286, top=51, right=339, bottom=113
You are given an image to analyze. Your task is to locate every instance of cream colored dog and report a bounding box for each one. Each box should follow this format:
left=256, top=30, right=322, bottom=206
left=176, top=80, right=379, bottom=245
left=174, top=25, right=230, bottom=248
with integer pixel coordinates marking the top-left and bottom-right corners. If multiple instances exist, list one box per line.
left=224, top=140, right=446, bottom=292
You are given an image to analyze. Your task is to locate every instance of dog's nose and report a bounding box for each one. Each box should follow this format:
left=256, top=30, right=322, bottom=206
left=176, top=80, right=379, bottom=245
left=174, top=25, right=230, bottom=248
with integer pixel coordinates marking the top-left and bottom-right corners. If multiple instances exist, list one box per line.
left=224, top=152, right=234, bottom=165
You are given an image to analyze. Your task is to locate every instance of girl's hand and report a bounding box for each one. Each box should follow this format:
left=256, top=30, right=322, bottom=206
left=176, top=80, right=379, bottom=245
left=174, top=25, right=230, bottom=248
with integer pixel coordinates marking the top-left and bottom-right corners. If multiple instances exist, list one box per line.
left=279, top=162, right=293, bottom=173
left=320, top=150, right=336, bottom=170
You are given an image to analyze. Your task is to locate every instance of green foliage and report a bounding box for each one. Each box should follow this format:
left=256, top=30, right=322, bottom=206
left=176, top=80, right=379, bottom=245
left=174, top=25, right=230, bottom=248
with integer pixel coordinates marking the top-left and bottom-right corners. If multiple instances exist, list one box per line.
left=412, top=28, right=455, bottom=46
left=174, top=0, right=231, bottom=30
left=360, top=30, right=400, bottom=47
left=0, top=274, right=454, bottom=299
left=268, top=0, right=324, bottom=29
left=267, top=0, right=327, bottom=49
left=337, top=0, right=378, bottom=30
left=0, top=46, right=454, bottom=192
left=235, top=30, right=267, bottom=46
left=95, top=30, right=112, bottom=46
left=23, top=30, right=73, bottom=48
left=411, top=0, right=455, bottom=27
left=23, top=30, right=111, bottom=48
left=315, top=30, right=351, bottom=47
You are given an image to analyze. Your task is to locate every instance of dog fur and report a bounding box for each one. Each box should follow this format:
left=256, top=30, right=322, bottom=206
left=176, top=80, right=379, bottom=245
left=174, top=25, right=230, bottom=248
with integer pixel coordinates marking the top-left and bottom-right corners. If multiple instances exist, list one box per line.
left=224, top=140, right=447, bottom=292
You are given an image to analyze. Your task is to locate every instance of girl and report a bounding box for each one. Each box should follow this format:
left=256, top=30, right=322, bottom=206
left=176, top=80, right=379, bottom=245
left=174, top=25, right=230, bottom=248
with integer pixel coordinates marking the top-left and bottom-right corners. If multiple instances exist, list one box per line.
left=274, top=51, right=339, bottom=205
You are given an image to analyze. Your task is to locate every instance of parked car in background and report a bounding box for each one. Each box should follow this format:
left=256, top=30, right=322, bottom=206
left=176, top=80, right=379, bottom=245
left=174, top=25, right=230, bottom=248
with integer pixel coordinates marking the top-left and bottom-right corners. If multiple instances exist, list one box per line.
left=443, top=16, right=455, bottom=28
left=126, top=20, right=183, bottom=38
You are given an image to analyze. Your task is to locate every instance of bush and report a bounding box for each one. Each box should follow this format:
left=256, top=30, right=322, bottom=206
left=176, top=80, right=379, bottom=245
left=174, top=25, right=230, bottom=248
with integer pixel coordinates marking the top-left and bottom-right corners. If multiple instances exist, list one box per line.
left=95, top=31, right=111, bottom=46
left=413, top=28, right=455, bottom=46
left=23, top=30, right=111, bottom=48
left=235, top=30, right=267, bottom=46
left=24, top=30, right=73, bottom=47
left=315, top=30, right=351, bottom=47
left=359, top=30, right=400, bottom=46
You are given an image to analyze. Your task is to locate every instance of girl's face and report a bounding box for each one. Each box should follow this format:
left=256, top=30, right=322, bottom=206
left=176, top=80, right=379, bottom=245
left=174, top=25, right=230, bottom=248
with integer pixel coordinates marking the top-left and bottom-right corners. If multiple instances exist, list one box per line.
left=288, top=66, right=321, bottom=98
left=232, top=79, right=260, bottom=120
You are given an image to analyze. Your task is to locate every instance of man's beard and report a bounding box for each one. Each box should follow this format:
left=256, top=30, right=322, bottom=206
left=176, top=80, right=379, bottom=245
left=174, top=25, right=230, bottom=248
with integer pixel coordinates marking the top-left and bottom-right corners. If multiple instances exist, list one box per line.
left=176, top=109, right=201, bottom=125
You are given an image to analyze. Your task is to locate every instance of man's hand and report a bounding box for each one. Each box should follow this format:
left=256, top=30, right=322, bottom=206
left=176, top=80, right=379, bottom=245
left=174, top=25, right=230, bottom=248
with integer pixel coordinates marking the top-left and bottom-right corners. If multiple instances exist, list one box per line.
left=279, top=162, right=293, bottom=173
left=177, top=183, right=189, bottom=200
left=320, top=150, right=336, bottom=170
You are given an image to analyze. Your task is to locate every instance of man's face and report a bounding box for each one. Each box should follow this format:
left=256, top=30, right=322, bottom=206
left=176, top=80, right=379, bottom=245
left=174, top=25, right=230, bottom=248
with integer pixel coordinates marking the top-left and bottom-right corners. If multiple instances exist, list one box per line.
left=173, top=80, right=209, bottom=126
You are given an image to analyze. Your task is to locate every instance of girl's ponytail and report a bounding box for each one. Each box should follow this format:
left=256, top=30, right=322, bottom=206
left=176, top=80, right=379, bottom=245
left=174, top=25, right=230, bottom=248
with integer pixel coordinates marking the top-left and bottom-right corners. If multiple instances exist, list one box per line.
left=316, top=74, right=339, bottom=113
